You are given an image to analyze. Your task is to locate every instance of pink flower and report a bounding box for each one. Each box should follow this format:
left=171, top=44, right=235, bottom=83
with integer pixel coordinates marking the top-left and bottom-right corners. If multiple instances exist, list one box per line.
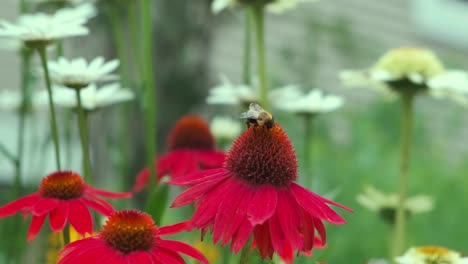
left=59, top=210, right=208, bottom=264
left=170, top=123, right=353, bottom=263
left=134, top=115, right=225, bottom=191
left=0, top=171, right=131, bottom=241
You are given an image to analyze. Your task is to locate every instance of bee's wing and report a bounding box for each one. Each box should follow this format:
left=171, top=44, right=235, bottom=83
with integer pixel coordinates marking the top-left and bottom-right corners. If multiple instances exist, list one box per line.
left=240, top=103, right=262, bottom=119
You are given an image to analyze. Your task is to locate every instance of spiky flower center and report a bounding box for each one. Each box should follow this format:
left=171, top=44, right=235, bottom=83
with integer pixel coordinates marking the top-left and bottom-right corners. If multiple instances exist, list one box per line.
left=101, top=210, right=156, bottom=254
left=167, top=115, right=215, bottom=151
left=225, top=124, right=297, bottom=187
left=39, top=171, right=85, bottom=200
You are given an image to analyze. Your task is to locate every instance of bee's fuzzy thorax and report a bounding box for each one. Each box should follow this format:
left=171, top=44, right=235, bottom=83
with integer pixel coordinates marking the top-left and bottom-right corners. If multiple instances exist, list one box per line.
left=225, top=123, right=298, bottom=187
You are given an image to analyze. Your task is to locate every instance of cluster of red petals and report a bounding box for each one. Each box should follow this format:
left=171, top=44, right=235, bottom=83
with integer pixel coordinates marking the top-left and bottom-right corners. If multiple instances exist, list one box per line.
left=133, top=115, right=225, bottom=192
left=0, top=171, right=131, bottom=241
left=169, top=124, right=353, bottom=263
left=58, top=210, right=208, bottom=264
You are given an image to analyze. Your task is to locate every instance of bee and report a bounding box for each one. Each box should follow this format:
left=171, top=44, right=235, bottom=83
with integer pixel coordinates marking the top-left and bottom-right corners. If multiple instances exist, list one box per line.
left=240, top=103, right=275, bottom=129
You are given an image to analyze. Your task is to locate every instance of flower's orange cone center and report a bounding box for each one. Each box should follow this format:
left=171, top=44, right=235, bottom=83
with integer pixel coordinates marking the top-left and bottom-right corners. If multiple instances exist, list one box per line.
left=225, top=124, right=298, bottom=187
left=101, top=210, right=156, bottom=254
left=39, top=171, right=85, bottom=200
left=167, top=115, right=215, bottom=151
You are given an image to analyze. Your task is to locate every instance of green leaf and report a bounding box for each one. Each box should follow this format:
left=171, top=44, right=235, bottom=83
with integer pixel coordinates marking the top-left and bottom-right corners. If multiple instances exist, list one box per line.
left=144, top=184, right=170, bottom=225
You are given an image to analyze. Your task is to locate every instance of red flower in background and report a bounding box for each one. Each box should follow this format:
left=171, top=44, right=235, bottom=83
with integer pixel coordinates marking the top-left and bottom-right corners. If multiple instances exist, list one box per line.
left=133, top=115, right=225, bottom=192
left=58, top=210, right=208, bottom=264
left=170, top=123, right=353, bottom=263
left=0, top=171, right=131, bottom=241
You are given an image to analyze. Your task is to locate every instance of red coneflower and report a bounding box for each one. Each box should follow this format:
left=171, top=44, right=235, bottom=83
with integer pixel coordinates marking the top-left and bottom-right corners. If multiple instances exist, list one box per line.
left=169, top=122, right=353, bottom=263
left=133, top=115, right=226, bottom=192
left=58, top=210, right=208, bottom=264
left=0, top=171, right=131, bottom=241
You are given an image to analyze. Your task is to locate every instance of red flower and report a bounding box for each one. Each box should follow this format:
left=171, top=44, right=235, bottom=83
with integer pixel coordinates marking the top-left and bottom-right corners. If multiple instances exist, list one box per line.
left=58, top=210, right=208, bottom=264
left=169, top=123, right=353, bottom=263
left=134, top=115, right=225, bottom=192
left=0, top=171, right=131, bottom=241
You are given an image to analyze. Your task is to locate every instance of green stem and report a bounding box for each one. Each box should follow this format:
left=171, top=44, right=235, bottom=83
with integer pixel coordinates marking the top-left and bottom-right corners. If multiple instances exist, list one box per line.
left=62, top=223, right=70, bottom=245
left=129, top=2, right=144, bottom=82
left=239, top=236, right=253, bottom=264
left=392, top=92, right=414, bottom=259
left=243, top=9, right=252, bottom=85
left=303, top=114, right=314, bottom=188
left=252, top=6, right=268, bottom=109
left=75, top=89, right=92, bottom=183
left=37, top=45, right=62, bottom=170
left=141, top=0, right=157, bottom=190
left=107, top=6, right=130, bottom=87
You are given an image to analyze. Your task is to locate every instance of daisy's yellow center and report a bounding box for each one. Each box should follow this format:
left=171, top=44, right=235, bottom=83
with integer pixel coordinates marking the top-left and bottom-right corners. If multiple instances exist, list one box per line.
left=417, top=246, right=450, bottom=256
left=167, top=115, right=215, bottom=151
left=374, top=47, right=445, bottom=80
left=39, top=171, right=85, bottom=200
left=101, top=210, right=156, bottom=254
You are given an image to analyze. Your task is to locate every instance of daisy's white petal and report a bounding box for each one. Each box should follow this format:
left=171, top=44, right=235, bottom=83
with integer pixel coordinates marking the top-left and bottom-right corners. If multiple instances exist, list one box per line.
left=212, top=0, right=232, bottom=13
left=210, top=116, right=241, bottom=141
left=267, top=0, right=317, bottom=14
left=408, top=72, right=424, bottom=84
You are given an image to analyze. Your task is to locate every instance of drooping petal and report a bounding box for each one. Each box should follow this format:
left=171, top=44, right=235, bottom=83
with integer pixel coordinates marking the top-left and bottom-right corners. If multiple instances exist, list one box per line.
left=195, top=150, right=226, bottom=168
left=133, top=167, right=150, bottom=192
left=32, top=198, right=61, bottom=216
left=85, top=186, right=131, bottom=199
left=247, top=185, right=278, bottom=226
left=68, top=199, right=93, bottom=235
left=268, top=212, right=287, bottom=258
left=168, top=168, right=228, bottom=186
left=171, top=150, right=199, bottom=179
left=253, top=222, right=274, bottom=259
left=230, top=219, right=254, bottom=253
left=158, top=239, right=209, bottom=264
left=276, top=190, right=303, bottom=250
left=82, top=198, right=114, bottom=216
left=298, top=207, right=315, bottom=253
left=0, top=193, right=40, bottom=217
left=158, top=221, right=191, bottom=236
left=290, top=183, right=348, bottom=224
left=313, top=218, right=327, bottom=247
left=171, top=171, right=229, bottom=207
left=153, top=247, right=185, bottom=264
left=27, top=214, right=46, bottom=242
left=49, top=202, right=69, bottom=231
left=82, top=193, right=114, bottom=215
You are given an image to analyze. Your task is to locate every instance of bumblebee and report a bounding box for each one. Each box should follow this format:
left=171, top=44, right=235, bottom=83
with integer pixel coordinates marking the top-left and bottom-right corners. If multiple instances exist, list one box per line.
left=240, top=103, right=275, bottom=129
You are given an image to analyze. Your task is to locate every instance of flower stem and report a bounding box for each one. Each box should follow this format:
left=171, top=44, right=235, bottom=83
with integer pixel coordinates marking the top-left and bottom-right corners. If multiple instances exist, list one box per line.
left=252, top=5, right=268, bottom=109
left=141, top=0, right=157, bottom=190
left=303, top=114, right=314, bottom=188
left=74, top=89, right=92, bottom=183
left=392, top=92, right=414, bottom=259
left=62, top=223, right=70, bottom=246
left=239, top=236, right=253, bottom=264
left=243, top=9, right=252, bottom=85
left=37, top=45, right=62, bottom=170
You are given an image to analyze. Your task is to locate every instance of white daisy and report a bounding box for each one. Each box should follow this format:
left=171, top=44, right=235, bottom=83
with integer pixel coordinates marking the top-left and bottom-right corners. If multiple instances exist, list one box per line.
left=48, top=83, right=134, bottom=111
left=274, top=89, right=344, bottom=114
left=212, top=0, right=317, bottom=14
left=48, top=56, right=119, bottom=89
left=0, top=3, right=96, bottom=45
left=207, top=75, right=302, bottom=107
left=357, top=185, right=433, bottom=221
left=0, top=90, right=48, bottom=111
left=340, top=47, right=468, bottom=104
left=396, top=247, right=468, bottom=264
left=210, top=116, right=242, bottom=142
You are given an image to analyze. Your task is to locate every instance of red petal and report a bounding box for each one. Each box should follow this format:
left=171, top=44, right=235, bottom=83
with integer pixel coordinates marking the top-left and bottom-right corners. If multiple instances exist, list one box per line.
left=158, top=221, right=191, bottom=236
left=27, top=214, right=46, bottom=241
left=314, top=218, right=327, bottom=246
left=154, top=247, right=185, bottom=264
left=247, top=185, right=278, bottom=226
left=82, top=193, right=114, bottom=214
left=49, top=203, right=69, bottom=231
left=298, top=207, right=315, bottom=252
left=170, top=171, right=229, bottom=207
left=231, top=219, right=254, bottom=253
left=157, top=152, right=177, bottom=177
left=32, top=198, right=61, bottom=216
left=68, top=199, right=93, bottom=235
left=85, top=186, right=132, bottom=199
left=276, top=190, right=303, bottom=250
left=253, top=223, right=274, bottom=259
left=171, top=150, right=199, bottom=179
left=268, top=212, right=286, bottom=257
left=0, top=193, right=40, bottom=217
left=126, top=251, right=155, bottom=264
left=158, top=239, right=209, bottom=264
left=195, top=150, right=226, bottom=168
left=290, top=183, right=347, bottom=224
left=82, top=198, right=114, bottom=216
left=133, top=167, right=150, bottom=192
left=168, top=168, right=228, bottom=186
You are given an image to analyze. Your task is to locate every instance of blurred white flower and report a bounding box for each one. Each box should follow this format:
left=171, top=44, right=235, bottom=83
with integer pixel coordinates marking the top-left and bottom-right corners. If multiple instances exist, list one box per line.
left=0, top=39, right=22, bottom=51
left=48, top=56, right=119, bottom=88
left=357, top=185, right=434, bottom=217
left=207, top=75, right=302, bottom=107
left=0, top=90, right=48, bottom=111
left=340, top=47, right=468, bottom=104
left=396, top=247, right=468, bottom=264
left=212, top=0, right=316, bottom=14
left=210, top=116, right=241, bottom=142
left=49, top=83, right=134, bottom=111
left=32, top=0, right=96, bottom=6
left=275, top=89, right=344, bottom=114
left=0, top=3, right=96, bottom=45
